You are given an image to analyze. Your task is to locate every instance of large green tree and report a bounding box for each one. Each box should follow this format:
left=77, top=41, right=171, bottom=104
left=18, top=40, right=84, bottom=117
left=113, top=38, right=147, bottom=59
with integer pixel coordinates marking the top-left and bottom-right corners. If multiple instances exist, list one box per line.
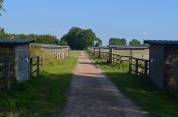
left=109, top=38, right=127, bottom=46
left=61, top=27, right=99, bottom=50
left=129, top=39, right=141, bottom=46
left=61, top=27, right=82, bottom=49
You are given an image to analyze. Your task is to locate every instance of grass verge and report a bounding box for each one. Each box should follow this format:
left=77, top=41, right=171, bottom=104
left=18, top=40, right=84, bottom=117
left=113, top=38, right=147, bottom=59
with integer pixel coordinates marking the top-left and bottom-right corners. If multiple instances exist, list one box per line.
left=89, top=53, right=178, bottom=117
left=0, top=51, right=80, bottom=117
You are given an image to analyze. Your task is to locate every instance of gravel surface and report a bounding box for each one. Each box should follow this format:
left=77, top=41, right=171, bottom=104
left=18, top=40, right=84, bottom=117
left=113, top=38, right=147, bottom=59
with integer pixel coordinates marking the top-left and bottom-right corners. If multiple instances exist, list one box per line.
left=61, top=51, right=149, bottom=117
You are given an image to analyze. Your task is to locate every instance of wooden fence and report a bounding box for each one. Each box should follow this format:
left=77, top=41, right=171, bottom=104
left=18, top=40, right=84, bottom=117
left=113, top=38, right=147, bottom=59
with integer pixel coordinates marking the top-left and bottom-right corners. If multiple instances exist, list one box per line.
left=30, top=56, right=43, bottom=77
left=0, top=56, right=42, bottom=90
left=30, top=45, right=70, bottom=64
left=89, top=47, right=149, bottom=76
left=129, top=57, right=149, bottom=76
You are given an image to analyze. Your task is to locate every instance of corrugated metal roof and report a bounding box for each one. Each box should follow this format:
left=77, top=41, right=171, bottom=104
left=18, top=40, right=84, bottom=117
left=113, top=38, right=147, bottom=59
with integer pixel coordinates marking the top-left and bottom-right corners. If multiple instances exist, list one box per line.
left=144, top=40, right=178, bottom=45
left=0, top=39, right=33, bottom=44
left=32, top=44, right=69, bottom=48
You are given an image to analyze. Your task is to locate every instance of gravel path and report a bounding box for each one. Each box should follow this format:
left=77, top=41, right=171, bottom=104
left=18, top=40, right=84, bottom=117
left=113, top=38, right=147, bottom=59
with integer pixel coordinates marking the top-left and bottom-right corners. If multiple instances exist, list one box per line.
left=61, top=51, right=149, bottom=117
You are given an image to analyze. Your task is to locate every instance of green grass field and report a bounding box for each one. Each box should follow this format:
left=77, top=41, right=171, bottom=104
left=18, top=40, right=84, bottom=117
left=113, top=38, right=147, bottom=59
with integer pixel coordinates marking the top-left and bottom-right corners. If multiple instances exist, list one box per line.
left=0, top=51, right=80, bottom=117
left=89, top=53, right=178, bottom=117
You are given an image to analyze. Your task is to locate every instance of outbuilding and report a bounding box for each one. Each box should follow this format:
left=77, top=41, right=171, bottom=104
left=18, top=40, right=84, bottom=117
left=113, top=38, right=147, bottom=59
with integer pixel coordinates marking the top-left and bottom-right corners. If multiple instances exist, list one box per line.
left=144, top=40, right=178, bottom=89
left=0, top=39, right=33, bottom=88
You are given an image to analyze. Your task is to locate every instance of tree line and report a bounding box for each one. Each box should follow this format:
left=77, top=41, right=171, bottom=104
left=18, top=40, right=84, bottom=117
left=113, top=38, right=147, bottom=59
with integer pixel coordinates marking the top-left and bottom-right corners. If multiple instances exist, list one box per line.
left=0, top=27, right=102, bottom=49
left=0, top=26, right=143, bottom=50
left=109, top=38, right=141, bottom=46
left=0, top=32, right=61, bottom=44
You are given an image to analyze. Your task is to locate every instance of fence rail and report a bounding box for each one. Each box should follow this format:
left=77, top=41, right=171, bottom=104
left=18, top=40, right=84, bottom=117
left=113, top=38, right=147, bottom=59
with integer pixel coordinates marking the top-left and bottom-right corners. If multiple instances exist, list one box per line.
left=89, top=47, right=149, bottom=76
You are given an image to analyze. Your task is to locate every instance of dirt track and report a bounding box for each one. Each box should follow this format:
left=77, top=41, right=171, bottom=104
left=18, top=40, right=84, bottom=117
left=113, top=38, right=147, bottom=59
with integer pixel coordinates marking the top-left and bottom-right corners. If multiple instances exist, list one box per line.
left=61, top=51, right=148, bottom=117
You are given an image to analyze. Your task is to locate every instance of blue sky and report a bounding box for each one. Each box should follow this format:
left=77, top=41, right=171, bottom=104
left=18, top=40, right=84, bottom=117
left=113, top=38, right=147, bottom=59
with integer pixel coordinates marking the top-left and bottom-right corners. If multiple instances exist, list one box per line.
left=1, top=0, right=178, bottom=45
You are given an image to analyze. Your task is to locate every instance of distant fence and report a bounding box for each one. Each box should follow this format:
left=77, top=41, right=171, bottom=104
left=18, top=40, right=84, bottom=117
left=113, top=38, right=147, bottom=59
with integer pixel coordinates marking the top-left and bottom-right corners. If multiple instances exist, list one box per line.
left=88, top=47, right=149, bottom=76
left=30, top=45, right=70, bottom=64
left=30, top=56, right=43, bottom=77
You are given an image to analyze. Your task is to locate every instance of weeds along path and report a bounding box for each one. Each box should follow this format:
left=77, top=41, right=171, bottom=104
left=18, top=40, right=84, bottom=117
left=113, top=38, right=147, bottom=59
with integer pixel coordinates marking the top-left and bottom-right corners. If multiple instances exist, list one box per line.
left=61, top=51, right=149, bottom=117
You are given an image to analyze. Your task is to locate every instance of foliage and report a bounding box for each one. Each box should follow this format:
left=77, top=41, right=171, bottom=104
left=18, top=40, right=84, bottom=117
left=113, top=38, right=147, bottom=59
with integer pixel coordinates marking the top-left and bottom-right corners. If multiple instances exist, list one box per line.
left=94, top=37, right=102, bottom=47
left=129, top=39, right=141, bottom=46
left=61, top=27, right=101, bottom=50
left=0, top=27, right=5, bottom=34
left=0, top=51, right=80, bottom=117
left=109, top=38, right=127, bottom=46
left=0, top=33, right=61, bottom=44
left=59, top=40, right=68, bottom=46
left=90, top=53, right=178, bottom=117
left=0, top=0, right=4, bottom=15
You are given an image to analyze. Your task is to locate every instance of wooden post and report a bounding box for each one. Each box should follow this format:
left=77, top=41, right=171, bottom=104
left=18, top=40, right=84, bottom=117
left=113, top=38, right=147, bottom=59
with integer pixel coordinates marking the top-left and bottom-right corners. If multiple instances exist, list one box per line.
left=135, top=59, right=139, bottom=75
left=68, top=48, right=70, bottom=57
left=98, top=47, right=101, bottom=58
left=129, top=57, right=132, bottom=73
left=30, top=58, right=33, bottom=78
left=108, top=47, right=113, bottom=64
left=118, top=55, right=121, bottom=68
left=176, top=66, right=178, bottom=90
left=37, top=56, right=40, bottom=75
left=6, top=62, right=11, bottom=90
left=94, top=48, right=96, bottom=55
left=144, top=60, right=148, bottom=76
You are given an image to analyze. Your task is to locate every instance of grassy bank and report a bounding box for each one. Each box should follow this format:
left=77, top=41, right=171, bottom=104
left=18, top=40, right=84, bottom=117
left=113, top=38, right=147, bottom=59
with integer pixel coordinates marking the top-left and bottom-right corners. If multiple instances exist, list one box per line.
left=0, top=51, right=80, bottom=117
left=89, top=53, right=178, bottom=117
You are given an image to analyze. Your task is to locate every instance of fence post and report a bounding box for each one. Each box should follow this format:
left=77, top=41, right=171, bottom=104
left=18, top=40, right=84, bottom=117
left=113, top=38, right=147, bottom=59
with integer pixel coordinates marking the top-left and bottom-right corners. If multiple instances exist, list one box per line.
left=144, top=61, right=148, bottom=76
left=176, top=66, right=178, bottom=90
left=6, top=62, right=11, bottom=90
left=108, top=47, right=113, bottom=64
left=98, top=47, right=101, bottom=58
left=30, top=58, right=33, bottom=78
left=37, top=56, right=40, bottom=75
left=129, top=57, right=132, bottom=73
left=66, top=48, right=69, bottom=57
left=118, top=55, right=121, bottom=68
left=94, top=48, right=96, bottom=55
left=135, top=59, right=139, bottom=75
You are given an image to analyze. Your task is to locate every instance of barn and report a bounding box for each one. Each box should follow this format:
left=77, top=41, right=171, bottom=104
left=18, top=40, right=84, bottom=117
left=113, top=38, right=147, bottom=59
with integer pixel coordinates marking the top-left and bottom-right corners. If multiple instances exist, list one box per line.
left=0, top=39, right=33, bottom=88
left=144, top=40, right=178, bottom=89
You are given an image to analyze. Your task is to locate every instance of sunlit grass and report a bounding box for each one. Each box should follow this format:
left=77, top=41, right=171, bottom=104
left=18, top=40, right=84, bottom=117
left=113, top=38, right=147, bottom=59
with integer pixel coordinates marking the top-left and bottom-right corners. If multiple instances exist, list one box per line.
left=0, top=51, right=80, bottom=117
